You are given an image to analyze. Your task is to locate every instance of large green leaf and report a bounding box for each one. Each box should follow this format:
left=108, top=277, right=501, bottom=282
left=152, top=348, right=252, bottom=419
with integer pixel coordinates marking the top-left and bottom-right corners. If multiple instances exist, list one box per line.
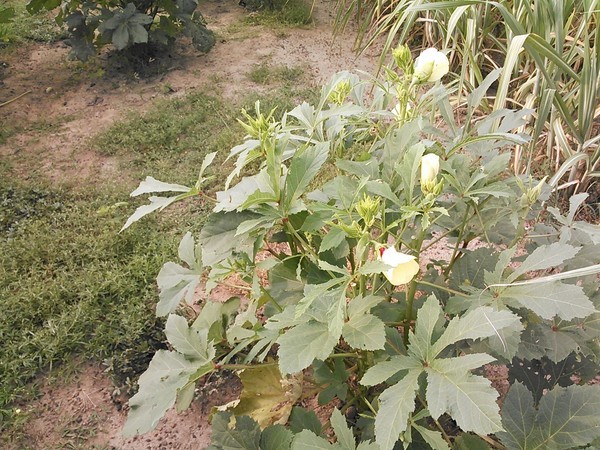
left=292, top=430, right=340, bottom=449
left=342, top=313, right=386, bottom=351
left=164, top=314, right=215, bottom=361
left=277, top=321, right=339, bottom=374
left=498, top=383, right=600, bottom=450
left=363, top=296, right=515, bottom=446
left=508, top=354, right=600, bottom=404
left=283, top=142, right=330, bottom=212
left=360, top=356, right=421, bottom=387
left=199, top=211, right=261, bottom=266
left=130, top=176, right=191, bottom=196
left=330, top=408, right=356, bottom=450
left=502, top=281, right=596, bottom=321
left=121, top=196, right=181, bottom=232
left=508, top=243, right=580, bottom=282
left=123, top=350, right=200, bottom=436
left=450, top=247, right=499, bottom=290
left=156, top=261, right=201, bottom=316
left=374, top=370, right=420, bottom=450
left=209, top=412, right=261, bottom=450
left=313, top=359, right=349, bottom=404
left=260, top=425, right=294, bottom=450
left=431, top=307, right=522, bottom=357
left=426, top=359, right=502, bottom=435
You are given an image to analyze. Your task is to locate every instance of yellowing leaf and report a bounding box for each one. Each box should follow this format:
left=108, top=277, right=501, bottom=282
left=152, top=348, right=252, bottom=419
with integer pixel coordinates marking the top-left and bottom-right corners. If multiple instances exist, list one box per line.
left=229, top=364, right=303, bottom=428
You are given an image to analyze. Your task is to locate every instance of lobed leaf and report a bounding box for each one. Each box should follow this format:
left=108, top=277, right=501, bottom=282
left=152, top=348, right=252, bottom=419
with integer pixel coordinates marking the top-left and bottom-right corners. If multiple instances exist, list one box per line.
left=123, top=350, right=201, bottom=436
left=374, top=371, right=420, bottom=450
left=499, top=383, right=600, bottom=450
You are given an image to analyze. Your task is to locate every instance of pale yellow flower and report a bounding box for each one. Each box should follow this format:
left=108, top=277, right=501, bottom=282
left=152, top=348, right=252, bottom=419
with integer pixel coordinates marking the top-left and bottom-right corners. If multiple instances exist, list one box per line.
left=379, top=247, right=419, bottom=285
left=413, top=48, right=449, bottom=83
left=421, top=153, right=440, bottom=186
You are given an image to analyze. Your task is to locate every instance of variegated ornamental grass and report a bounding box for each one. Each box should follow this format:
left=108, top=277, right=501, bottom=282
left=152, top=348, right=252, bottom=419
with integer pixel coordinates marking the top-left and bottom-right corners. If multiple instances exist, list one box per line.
left=121, top=49, right=600, bottom=449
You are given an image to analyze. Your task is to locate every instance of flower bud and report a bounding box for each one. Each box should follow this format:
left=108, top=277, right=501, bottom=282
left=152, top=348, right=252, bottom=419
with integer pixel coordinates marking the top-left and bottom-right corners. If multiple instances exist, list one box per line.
left=355, top=194, right=380, bottom=227
left=329, top=79, right=352, bottom=105
left=420, top=153, right=440, bottom=193
left=378, top=247, right=420, bottom=285
left=412, top=48, right=449, bottom=83
left=392, top=44, right=413, bottom=72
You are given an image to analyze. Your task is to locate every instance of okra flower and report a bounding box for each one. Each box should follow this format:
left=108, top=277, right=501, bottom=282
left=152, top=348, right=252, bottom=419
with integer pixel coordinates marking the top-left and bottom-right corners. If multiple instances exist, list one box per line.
left=413, top=48, right=449, bottom=83
left=379, top=247, right=420, bottom=285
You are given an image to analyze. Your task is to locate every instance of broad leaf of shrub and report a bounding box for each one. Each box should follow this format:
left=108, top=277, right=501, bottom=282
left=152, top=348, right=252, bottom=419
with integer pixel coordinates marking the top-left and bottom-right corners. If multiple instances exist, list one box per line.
left=289, top=406, right=322, bottom=435
left=260, top=424, right=294, bottom=450
left=313, top=359, right=349, bottom=404
left=502, top=281, right=595, bottom=321
left=229, top=364, right=302, bottom=428
left=209, top=412, right=261, bottom=450
left=508, top=354, right=600, bottom=404
left=123, top=350, right=199, bottom=436
left=199, top=211, right=260, bottom=266
left=276, top=320, right=339, bottom=374
left=499, top=383, right=600, bottom=449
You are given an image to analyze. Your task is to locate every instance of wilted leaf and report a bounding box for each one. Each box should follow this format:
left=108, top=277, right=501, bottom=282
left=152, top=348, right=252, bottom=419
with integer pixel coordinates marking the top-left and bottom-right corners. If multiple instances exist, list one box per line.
left=229, top=365, right=302, bottom=428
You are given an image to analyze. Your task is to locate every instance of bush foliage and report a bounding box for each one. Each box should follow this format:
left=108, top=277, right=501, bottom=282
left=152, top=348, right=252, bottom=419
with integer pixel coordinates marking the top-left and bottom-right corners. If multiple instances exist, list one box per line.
left=121, top=49, right=600, bottom=449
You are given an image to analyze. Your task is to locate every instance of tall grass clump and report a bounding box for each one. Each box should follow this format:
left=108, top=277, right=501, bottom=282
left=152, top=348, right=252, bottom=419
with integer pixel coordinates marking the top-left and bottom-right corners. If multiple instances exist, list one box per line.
left=336, top=0, right=600, bottom=197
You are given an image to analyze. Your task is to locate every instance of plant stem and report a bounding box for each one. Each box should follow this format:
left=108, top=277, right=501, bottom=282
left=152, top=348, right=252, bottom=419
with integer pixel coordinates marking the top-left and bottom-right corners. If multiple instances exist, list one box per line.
left=403, top=278, right=418, bottom=345
left=0, top=90, right=31, bottom=108
left=417, top=280, right=468, bottom=297
left=218, top=362, right=278, bottom=370
left=328, top=352, right=363, bottom=359
left=443, top=204, right=471, bottom=277
left=403, top=225, right=426, bottom=345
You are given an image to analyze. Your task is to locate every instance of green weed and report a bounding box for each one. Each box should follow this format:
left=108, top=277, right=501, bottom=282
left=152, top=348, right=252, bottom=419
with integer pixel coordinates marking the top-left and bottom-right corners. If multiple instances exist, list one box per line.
left=244, top=0, right=313, bottom=27
left=247, top=61, right=304, bottom=85
left=92, top=91, right=242, bottom=184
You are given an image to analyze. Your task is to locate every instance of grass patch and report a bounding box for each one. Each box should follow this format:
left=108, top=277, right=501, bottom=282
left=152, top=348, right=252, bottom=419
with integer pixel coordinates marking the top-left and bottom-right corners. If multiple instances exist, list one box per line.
left=92, top=91, right=243, bottom=184
left=243, top=0, right=313, bottom=27
left=0, top=182, right=181, bottom=425
left=247, top=62, right=304, bottom=85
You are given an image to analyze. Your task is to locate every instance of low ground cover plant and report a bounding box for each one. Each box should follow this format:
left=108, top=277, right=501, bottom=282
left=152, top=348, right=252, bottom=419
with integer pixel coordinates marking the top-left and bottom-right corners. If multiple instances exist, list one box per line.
left=122, top=47, right=600, bottom=449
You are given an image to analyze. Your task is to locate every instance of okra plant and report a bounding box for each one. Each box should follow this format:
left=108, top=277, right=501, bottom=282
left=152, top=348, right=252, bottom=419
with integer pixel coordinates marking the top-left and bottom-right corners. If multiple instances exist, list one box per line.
left=121, top=47, right=600, bottom=449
